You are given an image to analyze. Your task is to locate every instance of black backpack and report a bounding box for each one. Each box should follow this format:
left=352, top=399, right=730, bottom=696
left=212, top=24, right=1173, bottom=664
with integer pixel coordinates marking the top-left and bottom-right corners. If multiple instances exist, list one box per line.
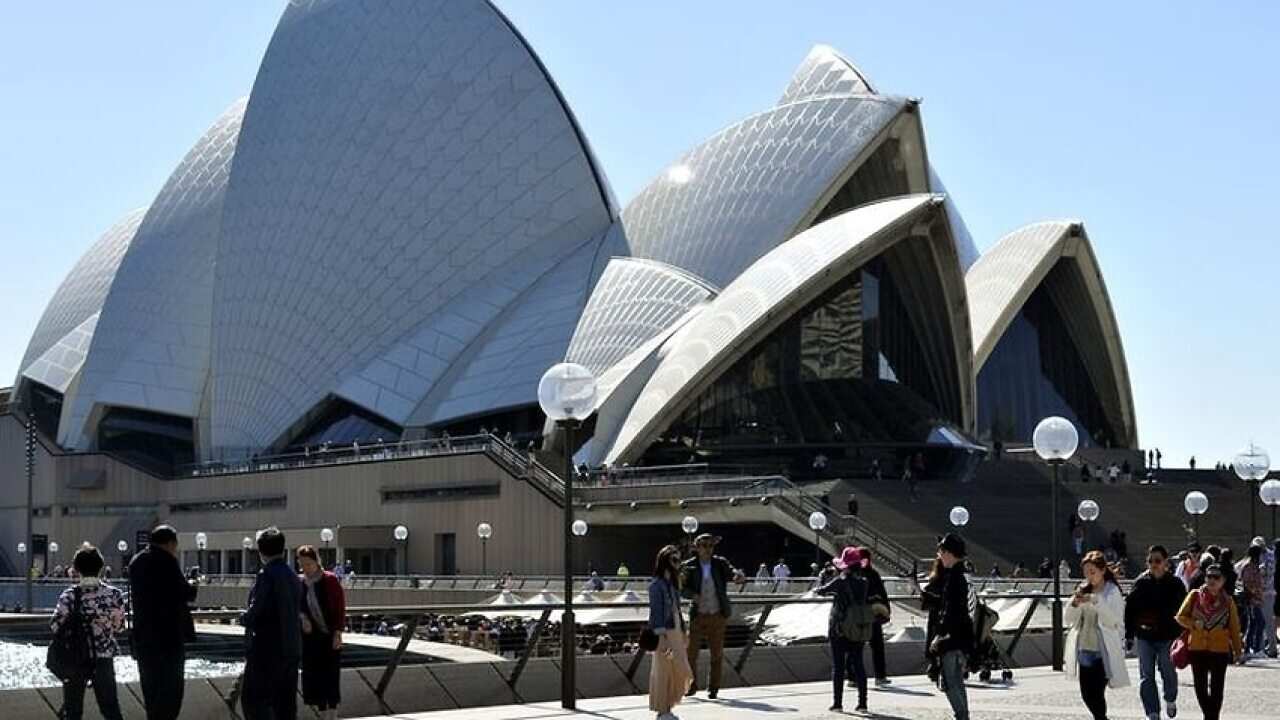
left=46, top=587, right=96, bottom=680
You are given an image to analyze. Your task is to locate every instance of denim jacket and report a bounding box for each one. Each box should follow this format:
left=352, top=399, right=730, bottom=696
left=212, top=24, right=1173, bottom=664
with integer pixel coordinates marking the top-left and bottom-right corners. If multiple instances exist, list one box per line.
left=648, top=577, right=679, bottom=635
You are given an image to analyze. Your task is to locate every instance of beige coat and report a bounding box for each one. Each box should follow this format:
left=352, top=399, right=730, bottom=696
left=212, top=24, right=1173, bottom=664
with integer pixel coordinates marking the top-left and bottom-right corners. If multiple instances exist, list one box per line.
left=1064, top=582, right=1131, bottom=688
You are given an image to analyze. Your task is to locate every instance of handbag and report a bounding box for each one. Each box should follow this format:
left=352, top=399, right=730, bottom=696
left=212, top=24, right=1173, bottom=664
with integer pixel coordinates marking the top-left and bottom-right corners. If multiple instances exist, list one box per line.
left=46, top=587, right=95, bottom=681
left=638, top=627, right=659, bottom=652
left=1170, top=630, right=1191, bottom=670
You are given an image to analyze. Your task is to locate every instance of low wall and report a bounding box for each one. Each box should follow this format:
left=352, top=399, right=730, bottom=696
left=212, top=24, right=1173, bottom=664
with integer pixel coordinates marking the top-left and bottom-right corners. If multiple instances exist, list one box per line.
left=0, top=633, right=1055, bottom=719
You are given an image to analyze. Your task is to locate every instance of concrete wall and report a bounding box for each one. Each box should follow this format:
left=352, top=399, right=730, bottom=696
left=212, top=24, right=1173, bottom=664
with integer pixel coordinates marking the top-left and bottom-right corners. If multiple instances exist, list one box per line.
left=0, top=414, right=565, bottom=577
left=0, top=633, right=1055, bottom=719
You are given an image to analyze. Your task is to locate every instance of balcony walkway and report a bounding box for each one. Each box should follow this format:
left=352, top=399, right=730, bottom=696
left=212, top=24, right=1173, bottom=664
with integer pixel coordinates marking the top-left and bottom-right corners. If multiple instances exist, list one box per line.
left=355, top=657, right=1279, bottom=719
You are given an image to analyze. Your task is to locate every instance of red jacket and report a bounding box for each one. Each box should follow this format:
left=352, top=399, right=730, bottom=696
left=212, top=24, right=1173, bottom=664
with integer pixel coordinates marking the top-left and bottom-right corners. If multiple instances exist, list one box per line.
left=301, top=570, right=347, bottom=633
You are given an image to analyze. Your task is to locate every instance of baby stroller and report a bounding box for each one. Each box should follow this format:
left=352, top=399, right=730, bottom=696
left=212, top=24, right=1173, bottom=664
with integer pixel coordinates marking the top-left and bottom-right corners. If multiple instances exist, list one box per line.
left=966, top=599, right=1014, bottom=683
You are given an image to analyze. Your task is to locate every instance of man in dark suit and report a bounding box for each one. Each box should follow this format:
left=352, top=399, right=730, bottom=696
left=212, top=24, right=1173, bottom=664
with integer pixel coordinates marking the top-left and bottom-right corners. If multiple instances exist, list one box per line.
left=128, top=525, right=197, bottom=720
left=680, top=533, right=743, bottom=699
left=241, top=526, right=303, bottom=720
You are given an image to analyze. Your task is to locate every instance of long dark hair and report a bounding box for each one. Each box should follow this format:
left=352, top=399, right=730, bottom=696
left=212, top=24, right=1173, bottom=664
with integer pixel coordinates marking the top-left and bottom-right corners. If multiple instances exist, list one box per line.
left=1078, top=550, right=1119, bottom=594
left=652, top=545, right=681, bottom=585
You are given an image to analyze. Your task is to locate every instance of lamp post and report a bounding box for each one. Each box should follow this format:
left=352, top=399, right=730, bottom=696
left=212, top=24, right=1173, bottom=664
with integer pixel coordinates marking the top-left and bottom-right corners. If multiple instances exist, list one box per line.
left=476, top=522, right=493, bottom=575
left=681, top=515, right=699, bottom=553
left=1231, top=443, right=1270, bottom=540
left=1077, top=500, right=1100, bottom=552
left=242, top=537, right=253, bottom=575
left=808, top=511, right=827, bottom=573
left=393, top=525, right=409, bottom=576
left=195, top=532, right=208, bottom=575
left=117, top=540, right=129, bottom=576
left=1184, top=491, right=1209, bottom=544
left=538, top=361, right=598, bottom=711
left=48, top=541, right=59, bottom=574
left=1033, top=415, right=1079, bottom=672
left=949, top=506, right=970, bottom=528
left=320, top=527, right=334, bottom=569
left=1259, top=479, right=1280, bottom=539
left=23, top=418, right=35, bottom=612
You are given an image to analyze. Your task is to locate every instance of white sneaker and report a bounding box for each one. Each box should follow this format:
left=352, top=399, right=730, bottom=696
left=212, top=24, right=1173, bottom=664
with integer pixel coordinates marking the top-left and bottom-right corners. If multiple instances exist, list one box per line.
left=1166, top=700, right=1177, bottom=717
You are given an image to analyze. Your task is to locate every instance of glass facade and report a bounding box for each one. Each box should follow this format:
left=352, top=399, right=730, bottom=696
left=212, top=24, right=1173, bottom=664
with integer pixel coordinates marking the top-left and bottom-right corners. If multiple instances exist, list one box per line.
left=976, top=270, right=1120, bottom=448
left=22, top=381, right=64, bottom=439
left=287, top=397, right=402, bottom=449
left=642, top=242, right=971, bottom=478
left=97, top=407, right=195, bottom=473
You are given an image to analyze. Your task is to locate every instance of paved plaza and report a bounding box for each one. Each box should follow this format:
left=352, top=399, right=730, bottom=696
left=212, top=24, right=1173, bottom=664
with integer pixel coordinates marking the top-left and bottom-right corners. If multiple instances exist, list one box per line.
left=357, top=658, right=1279, bottom=720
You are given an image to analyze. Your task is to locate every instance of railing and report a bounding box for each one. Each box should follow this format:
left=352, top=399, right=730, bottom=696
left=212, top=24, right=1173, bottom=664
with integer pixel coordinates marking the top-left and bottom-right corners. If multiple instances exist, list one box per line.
left=173, top=434, right=502, bottom=479
left=0, top=590, right=1062, bottom=711
left=578, top=474, right=922, bottom=578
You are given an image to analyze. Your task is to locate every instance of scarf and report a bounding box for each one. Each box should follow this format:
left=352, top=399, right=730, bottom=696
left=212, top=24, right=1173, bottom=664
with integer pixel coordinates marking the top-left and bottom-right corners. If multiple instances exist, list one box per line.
left=1194, top=588, right=1230, bottom=631
left=303, top=570, right=330, bottom=634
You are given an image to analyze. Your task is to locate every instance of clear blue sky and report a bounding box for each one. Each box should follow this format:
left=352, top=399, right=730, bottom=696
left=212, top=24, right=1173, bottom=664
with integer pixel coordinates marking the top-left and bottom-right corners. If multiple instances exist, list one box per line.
left=1, top=1, right=1276, bottom=469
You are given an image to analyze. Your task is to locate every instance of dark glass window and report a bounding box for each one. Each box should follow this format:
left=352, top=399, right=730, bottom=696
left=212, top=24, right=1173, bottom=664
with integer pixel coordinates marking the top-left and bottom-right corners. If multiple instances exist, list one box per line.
left=23, top=381, right=64, bottom=439
left=286, top=397, right=402, bottom=450
left=381, top=484, right=500, bottom=503
left=977, top=272, right=1119, bottom=448
left=645, top=247, right=968, bottom=470
left=812, top=137, right=913, bottom=225
left=98, top=407, right=194, bottom=474
left=169, top=496, right=286, bottom=514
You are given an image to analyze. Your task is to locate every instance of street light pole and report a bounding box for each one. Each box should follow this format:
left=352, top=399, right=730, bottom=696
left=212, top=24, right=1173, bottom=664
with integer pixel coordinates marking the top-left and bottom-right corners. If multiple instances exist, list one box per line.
left=477, top=522, right=493, bottom=576
left=1033, top=416, right=1079, bottom=673
left=1232, top=444, right=1269, bottom=543
left=24, top=418, right=35, bottom=613
left=538, top=361, right=597, bottom=711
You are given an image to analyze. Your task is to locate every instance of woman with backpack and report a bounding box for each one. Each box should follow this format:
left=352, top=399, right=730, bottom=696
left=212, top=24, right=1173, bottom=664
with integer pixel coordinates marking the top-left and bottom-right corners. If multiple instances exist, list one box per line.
left=818, top=547, right=882, bottom=713
left=49, top=545, right=127, bottom=720
left=1064, top=550, right=1130, bottom=720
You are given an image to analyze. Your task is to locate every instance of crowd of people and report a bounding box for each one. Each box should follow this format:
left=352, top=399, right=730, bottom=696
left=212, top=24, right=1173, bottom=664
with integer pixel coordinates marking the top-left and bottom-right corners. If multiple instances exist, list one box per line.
left=45, top=525, right=349, bottom=720
left=39, top=519, right=1279, bottom=720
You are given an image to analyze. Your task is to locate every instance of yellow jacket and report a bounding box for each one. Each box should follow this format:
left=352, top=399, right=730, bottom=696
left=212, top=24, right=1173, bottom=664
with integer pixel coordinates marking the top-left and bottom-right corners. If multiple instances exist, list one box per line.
left=1175, top=589, right=1242, bottom=656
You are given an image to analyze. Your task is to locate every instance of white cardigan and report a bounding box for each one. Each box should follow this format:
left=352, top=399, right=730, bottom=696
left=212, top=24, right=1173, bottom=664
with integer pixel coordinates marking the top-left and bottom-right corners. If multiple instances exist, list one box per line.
left=1063, top=581, right=1130, bottom=688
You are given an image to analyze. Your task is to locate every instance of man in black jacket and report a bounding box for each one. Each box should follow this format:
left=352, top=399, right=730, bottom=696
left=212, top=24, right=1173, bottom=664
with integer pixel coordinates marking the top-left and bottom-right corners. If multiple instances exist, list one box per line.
left=924, top=533, right=971, bottom=720
left=680, top=533, right=742, bottom=699
left=241, top=526, right=303, bottom=720
left=128, top=525, right=198, bottom=720
left=1124, top=544, right=1186, bottom=720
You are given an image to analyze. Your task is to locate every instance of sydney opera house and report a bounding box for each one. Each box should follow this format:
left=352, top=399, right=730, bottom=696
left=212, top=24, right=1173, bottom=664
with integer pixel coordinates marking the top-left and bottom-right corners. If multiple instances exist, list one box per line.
left=1, top=0, right=1135, bottom=577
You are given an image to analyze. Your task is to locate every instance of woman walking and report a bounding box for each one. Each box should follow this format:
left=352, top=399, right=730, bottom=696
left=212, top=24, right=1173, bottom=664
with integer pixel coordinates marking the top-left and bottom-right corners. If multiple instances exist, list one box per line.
left=648, top=545, right=692, bottom=720
left=817, top=547, right=873, bottom=712
left=50, top=545, right=127, bottom=720
left=1176, top=563, right=1244, bottom=720
left=297, top=546, right=347, bottom=720
left=1064, top=550, right=1129, bottom=720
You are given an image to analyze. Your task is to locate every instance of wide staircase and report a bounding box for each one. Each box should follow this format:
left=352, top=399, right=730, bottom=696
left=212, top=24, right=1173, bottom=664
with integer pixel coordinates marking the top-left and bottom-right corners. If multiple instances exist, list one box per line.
left=842, top=458, right=1269, bottom=575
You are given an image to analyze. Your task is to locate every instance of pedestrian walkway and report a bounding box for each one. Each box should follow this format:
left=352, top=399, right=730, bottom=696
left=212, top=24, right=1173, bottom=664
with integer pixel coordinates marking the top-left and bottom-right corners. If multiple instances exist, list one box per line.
left=356, top=657, right=1279, bottom=719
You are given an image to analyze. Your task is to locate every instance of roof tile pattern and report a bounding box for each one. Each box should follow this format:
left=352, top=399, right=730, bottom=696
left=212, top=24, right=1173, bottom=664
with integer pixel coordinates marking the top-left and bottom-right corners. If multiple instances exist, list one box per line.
left=58, top=100, right=246, bottom=447
left=777, top=44, right=876, bottom=103
left=21, top=313, right=100, bottom=393
left=208, top=0, right=613, bottom=452
left=17, top=209, right=144, bottom=384
left=620, top=95, right=907, bottom=289
left=564, top=257, right=717, bottom=378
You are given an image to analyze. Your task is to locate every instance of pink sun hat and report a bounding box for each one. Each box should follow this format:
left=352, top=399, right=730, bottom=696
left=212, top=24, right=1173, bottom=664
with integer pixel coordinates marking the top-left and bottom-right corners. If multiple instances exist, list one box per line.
left=832, top=547, right=864, bottom=571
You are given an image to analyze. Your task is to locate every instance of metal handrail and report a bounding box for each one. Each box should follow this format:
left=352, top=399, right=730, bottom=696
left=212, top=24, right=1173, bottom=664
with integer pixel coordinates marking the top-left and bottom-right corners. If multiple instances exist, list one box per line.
left=173, top=434, right=498, bottom=479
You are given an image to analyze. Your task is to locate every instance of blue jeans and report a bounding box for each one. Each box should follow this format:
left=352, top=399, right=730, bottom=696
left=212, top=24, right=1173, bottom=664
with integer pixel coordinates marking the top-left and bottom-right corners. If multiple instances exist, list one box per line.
left=1245, top=605, right=1267, bottom=652
left=939, top=649, right=969, bottom=720
left=830, top=635, right=867, bottom=707
left=1136, top=638, right=1176, bottom=715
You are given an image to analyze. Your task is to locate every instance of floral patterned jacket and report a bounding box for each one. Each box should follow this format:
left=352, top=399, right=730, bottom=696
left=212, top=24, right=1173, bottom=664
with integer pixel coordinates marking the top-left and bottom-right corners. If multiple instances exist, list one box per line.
left=50, top=580, right=127, bottom=658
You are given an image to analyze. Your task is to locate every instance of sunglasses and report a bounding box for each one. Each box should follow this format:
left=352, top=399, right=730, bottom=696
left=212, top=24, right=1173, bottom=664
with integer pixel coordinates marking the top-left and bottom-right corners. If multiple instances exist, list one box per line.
left=1206, top=574, right=1224, bottom=581
left=1146, top=558, right=1165, bottom=565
